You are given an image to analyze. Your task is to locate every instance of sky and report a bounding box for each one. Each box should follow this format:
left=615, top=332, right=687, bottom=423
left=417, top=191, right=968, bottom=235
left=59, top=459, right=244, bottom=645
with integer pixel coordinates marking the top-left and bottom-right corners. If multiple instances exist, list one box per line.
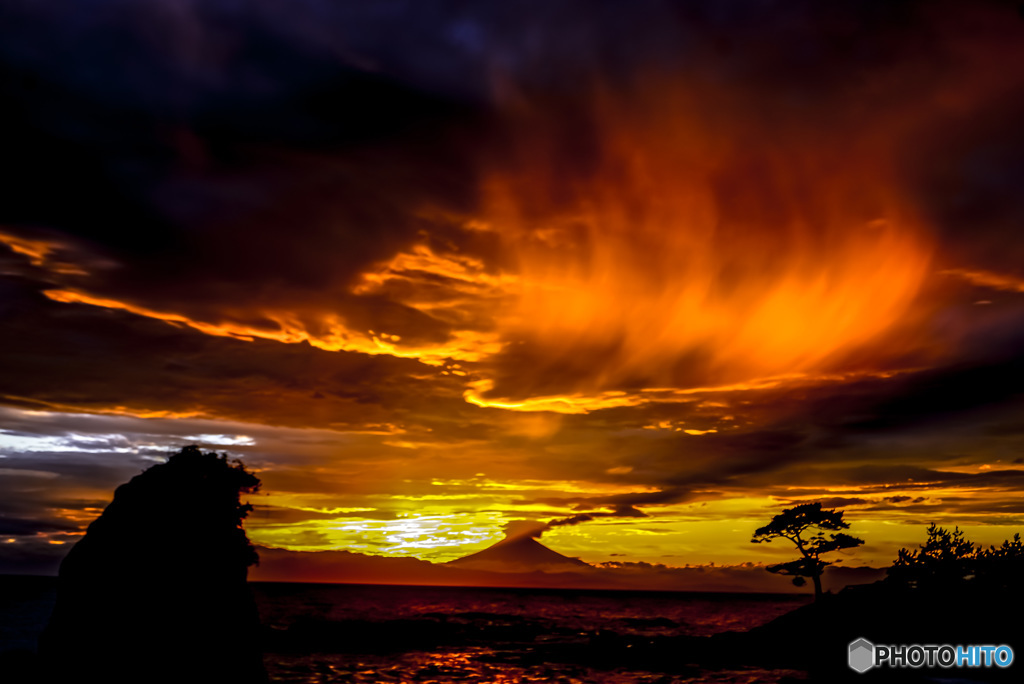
left=2, top=0, right=1024, bottom=583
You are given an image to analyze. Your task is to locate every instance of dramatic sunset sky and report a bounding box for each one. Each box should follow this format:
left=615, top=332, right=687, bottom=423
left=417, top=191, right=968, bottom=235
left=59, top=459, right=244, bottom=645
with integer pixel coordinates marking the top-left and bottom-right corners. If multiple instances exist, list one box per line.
left=2, top=0, right=1024, bottom=583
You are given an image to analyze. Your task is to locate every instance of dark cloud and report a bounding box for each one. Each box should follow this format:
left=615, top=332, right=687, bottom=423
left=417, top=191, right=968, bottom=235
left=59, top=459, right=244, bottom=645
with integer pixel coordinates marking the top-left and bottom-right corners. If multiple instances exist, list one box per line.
left=548, top=503, right=649, bottom=528
left=914, top=90, right=1024, bottom=277
left=498, top=503, right=654, bottom=542
left=0, top=278, right=470, bottom=427
left=0, top=516, right=80, bottom=536
left=884, top=496, right=913, bottom=504
left=532, top=488, right=695, bottom=512
left=781, top=497, right=869, bottom=509
left=820, top=357, right=1024, bottom=435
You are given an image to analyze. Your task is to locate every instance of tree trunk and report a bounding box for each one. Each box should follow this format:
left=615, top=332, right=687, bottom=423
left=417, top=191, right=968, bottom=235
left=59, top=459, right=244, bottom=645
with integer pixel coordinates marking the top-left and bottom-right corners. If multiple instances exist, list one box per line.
left=811, top=572, right=823, bottom=601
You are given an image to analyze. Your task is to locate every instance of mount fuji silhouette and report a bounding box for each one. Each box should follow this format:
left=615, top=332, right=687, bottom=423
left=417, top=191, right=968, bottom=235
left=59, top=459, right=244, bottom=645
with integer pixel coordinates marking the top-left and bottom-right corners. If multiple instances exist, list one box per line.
left=448, top=529, right=591, bottom=573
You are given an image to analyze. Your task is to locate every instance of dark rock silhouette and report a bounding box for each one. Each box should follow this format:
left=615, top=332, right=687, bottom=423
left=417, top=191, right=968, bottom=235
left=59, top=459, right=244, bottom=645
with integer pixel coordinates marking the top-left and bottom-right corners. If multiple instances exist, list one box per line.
left=39, top=446, right=267, bottom=683
left=700, top=575, right=1022, bottom=682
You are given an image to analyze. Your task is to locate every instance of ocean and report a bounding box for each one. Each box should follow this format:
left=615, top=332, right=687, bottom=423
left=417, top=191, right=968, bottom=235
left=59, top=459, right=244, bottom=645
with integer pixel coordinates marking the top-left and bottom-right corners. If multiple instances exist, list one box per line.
left=1, top=577, right=810, bottom=682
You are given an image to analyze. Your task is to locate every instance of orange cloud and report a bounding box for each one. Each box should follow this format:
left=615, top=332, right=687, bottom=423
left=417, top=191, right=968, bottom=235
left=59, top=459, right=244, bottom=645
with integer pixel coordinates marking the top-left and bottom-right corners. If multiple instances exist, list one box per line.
left=42, top=288, right=502, bottom=365
left=479, top=80, right=934, bottom=399
left=941, top=268, right=1024, bottom=294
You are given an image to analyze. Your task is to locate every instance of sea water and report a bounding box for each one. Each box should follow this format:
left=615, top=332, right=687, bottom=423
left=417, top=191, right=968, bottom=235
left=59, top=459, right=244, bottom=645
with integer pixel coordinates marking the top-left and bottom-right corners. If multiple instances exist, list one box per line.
left=0, top=577, right=810, bottom=683
left=254, top=583, right=809, bottom=683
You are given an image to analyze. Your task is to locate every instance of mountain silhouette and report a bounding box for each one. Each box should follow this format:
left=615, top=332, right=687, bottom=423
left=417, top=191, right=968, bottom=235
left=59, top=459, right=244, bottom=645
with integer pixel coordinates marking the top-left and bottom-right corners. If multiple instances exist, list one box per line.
left=448, top=532, right=591, bottom=573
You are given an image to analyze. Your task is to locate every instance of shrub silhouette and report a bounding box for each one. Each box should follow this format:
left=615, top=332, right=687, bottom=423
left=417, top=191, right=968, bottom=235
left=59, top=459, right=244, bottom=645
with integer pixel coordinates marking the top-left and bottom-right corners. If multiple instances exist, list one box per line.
left=887, top=523, right=976, bottom=591
left=976, top=533, right=1024, bottom=594
left=39, top=445, right=267, bottom=683
left=888, top=524, right=1024, bottom=596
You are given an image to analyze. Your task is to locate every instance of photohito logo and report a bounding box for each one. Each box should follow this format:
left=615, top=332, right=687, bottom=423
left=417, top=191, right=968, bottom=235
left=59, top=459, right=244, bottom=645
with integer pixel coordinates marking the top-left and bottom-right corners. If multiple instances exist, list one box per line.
left=849, top=638, right=1014, bottom=672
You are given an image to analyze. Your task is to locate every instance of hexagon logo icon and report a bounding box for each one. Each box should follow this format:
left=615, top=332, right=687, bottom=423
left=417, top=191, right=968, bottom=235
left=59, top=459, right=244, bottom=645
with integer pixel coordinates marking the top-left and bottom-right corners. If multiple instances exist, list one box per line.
left=849, top=638, right=875, bottom=673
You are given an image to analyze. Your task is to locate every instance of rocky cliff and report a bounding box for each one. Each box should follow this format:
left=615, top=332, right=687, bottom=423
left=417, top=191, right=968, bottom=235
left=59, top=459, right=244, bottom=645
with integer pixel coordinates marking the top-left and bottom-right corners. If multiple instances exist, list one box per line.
left=39, top=446, right=267, bottom=683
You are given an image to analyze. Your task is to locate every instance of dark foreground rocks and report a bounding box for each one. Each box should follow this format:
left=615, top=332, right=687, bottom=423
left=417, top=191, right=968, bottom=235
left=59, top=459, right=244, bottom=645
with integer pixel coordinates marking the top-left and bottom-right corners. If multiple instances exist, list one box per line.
left=38, top=446, right=267, bottom=684
left=523, top=581, right=1023, bottom=682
